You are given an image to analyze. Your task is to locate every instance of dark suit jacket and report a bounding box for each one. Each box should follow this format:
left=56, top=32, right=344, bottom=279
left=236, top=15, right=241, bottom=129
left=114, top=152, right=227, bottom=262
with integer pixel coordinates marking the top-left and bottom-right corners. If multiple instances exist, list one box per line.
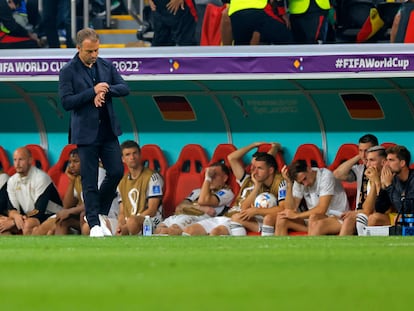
left=59, top=54, right=130, bottom=144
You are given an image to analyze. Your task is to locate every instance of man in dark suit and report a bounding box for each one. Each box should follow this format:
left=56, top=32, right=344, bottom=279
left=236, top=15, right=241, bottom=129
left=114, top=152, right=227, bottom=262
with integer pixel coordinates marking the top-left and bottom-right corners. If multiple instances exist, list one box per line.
left=59, top=27, right=129, bottom=237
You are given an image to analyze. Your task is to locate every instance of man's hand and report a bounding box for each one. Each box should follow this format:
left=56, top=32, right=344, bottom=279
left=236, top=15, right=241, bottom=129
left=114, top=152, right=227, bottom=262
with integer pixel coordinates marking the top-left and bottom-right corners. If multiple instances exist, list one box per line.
left=13, top=214, right=25, bottom=230
left=281, top=165, right=291, bottom=183
left=148, top=0, right=156, bottom=11
left=94, top=92, right=105, bottom=107
left=239, top=206, right=256, bottom=221
left=0, top=217, right=15, bottom=233
left=278, top=209, right=298, bottom=220
left=94, top=82, right=109, bottom=95
left=381, top=165, right=394, bottom=188
left=166, top=0, right=185, bottom=15
left=55, top=209, right=72, bottom=223
left=65, top=165, right=77, bottom=181
left=205, top=167, right=216, bottom=181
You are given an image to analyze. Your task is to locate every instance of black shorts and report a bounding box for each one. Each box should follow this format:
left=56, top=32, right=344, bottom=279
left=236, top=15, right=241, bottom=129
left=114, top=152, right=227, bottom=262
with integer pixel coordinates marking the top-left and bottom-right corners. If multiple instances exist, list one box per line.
left=230, top=8, right=293, bottom=45
left=289, top=0, right=329, bottom=43
left=152, top=0, right=197, bottom=46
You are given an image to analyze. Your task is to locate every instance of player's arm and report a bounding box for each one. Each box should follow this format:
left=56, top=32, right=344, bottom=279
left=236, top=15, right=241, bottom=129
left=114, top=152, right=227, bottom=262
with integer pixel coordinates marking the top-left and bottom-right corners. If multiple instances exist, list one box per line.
left=198, top=167, right=220, bottom=207
left=240, top=175, right=262, bottom=211
left=253, top=200, right=286, bottom=217
left=141, top=173, right=163, bottom=217
left=142, top=196, right=161, bottom=217
left=293, top=195, right=333, bottom=219
left=267, top=143, right=282, bottom=157
left=227, top=142, right=264, bottom=180
left=280, top=165, right=301, bottom=211
left=62, top=176, right=78, bottom=209
left=361, top=167, right=381, bottom=215
left=333, top=155, right=360, bottom=181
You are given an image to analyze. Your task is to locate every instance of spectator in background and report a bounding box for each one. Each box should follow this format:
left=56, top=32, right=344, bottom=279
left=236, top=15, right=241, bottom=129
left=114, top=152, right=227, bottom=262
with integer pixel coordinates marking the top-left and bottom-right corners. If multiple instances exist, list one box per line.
left=149, top=0, right=198, bottom=46
left=227, top=0, right=292, bottom=45
left=288, top=0, right=331, bottom=44
left=0, top=0, right=40, bottom=48
left=390, top=0, right=414, bottom=43
left=41, top=0, right=74, bottom=48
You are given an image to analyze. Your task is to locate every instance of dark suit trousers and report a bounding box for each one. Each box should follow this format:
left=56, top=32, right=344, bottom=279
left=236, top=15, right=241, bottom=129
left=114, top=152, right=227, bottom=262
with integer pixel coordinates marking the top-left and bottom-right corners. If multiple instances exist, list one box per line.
left=77, top=129, right=124, bottom=228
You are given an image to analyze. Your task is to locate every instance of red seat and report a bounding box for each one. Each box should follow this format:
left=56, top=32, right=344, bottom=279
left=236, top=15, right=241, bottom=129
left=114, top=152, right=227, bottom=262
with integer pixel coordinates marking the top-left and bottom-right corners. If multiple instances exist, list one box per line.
left=328, top=143, right=359, bottom=171
left=47, top=144, right=77, bottom=199
left=291, top=143, right=326, bottom=168
left=162, top=144, right=209, bottom=218
left=141, top=144, right=169, bottom=179
left=8, top=144, right=50, bottom=175
left=381, top=142, right=396, bottom=150
left=0, top=146, right=11, bottom=173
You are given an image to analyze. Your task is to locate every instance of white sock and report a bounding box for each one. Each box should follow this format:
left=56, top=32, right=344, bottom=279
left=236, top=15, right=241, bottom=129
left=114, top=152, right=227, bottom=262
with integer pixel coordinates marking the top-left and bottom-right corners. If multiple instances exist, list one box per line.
left=182, top=232, right=191, bottom=236
left=356, top=213, right=368, bottom=236
left=230, top=221, right=247, bottom=236
left=261, top=225, right=274, bottom=236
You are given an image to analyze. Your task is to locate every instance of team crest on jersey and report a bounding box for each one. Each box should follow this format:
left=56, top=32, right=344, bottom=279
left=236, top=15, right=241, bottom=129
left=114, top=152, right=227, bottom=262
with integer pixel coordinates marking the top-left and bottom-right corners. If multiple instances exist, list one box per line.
left=217, top=190, right=225, bottom=197
left=152, top=185, right=161, bottom=194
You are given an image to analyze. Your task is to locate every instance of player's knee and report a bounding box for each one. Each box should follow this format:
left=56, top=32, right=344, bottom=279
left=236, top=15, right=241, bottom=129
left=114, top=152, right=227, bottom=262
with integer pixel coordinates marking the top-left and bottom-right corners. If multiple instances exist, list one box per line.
left=210, top=225, right=229, bottom=236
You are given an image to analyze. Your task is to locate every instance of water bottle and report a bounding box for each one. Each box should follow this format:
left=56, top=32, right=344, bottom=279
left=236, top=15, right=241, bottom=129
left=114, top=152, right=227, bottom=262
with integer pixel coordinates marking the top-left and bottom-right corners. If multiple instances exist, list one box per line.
left=143, top=215, right=152, bottom=236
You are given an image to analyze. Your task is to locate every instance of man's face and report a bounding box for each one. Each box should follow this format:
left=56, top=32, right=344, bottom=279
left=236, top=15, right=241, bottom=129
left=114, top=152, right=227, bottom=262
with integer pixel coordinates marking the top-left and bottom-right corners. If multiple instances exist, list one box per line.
left=122, top=147, right=141, bottom=170
left=13, top=149, right=31, bottom=176
left=67, top=153, right=81, bottom=176
left=208, top=166, right=228, bottom=190
left=77, top=39, right=99, bottom=67
left=252, top=160, right=273, bottom=183
left=359, top=142, right=375, bottom=165
left=295, top=167, right=315, bottom=187
left=386, top=153, right=403, bottom=174
left=366, top=151, right=386, bottom=172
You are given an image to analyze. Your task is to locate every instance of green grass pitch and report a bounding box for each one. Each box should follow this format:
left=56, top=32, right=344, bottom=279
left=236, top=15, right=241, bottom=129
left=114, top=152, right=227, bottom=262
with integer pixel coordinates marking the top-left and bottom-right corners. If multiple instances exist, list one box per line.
left=0, top=236, right=413, bottom=311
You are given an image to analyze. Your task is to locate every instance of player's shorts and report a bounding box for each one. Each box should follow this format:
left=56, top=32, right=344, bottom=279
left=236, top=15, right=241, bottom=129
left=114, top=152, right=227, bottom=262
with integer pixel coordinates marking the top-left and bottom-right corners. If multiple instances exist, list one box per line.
left=197, top=216, right=231, bottom=234
left=161, top=214, right=210, bottom=229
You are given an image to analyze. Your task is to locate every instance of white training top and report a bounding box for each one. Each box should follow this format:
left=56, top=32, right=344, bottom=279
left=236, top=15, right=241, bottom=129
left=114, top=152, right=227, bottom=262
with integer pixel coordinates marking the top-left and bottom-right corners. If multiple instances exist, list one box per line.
left=293, top=167, right=349, bottom=216
left=7, top=166, right=62, bottom=215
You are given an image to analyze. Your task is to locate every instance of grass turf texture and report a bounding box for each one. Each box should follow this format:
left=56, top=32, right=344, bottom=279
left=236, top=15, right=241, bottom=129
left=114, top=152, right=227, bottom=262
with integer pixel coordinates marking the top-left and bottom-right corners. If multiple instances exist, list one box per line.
left=0, top=236, right=413, bottom=311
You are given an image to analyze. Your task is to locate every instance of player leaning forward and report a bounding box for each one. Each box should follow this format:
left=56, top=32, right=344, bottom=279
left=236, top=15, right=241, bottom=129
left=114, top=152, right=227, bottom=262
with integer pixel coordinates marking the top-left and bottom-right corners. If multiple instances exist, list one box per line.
left=275, top=160, right=349, bottom=236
